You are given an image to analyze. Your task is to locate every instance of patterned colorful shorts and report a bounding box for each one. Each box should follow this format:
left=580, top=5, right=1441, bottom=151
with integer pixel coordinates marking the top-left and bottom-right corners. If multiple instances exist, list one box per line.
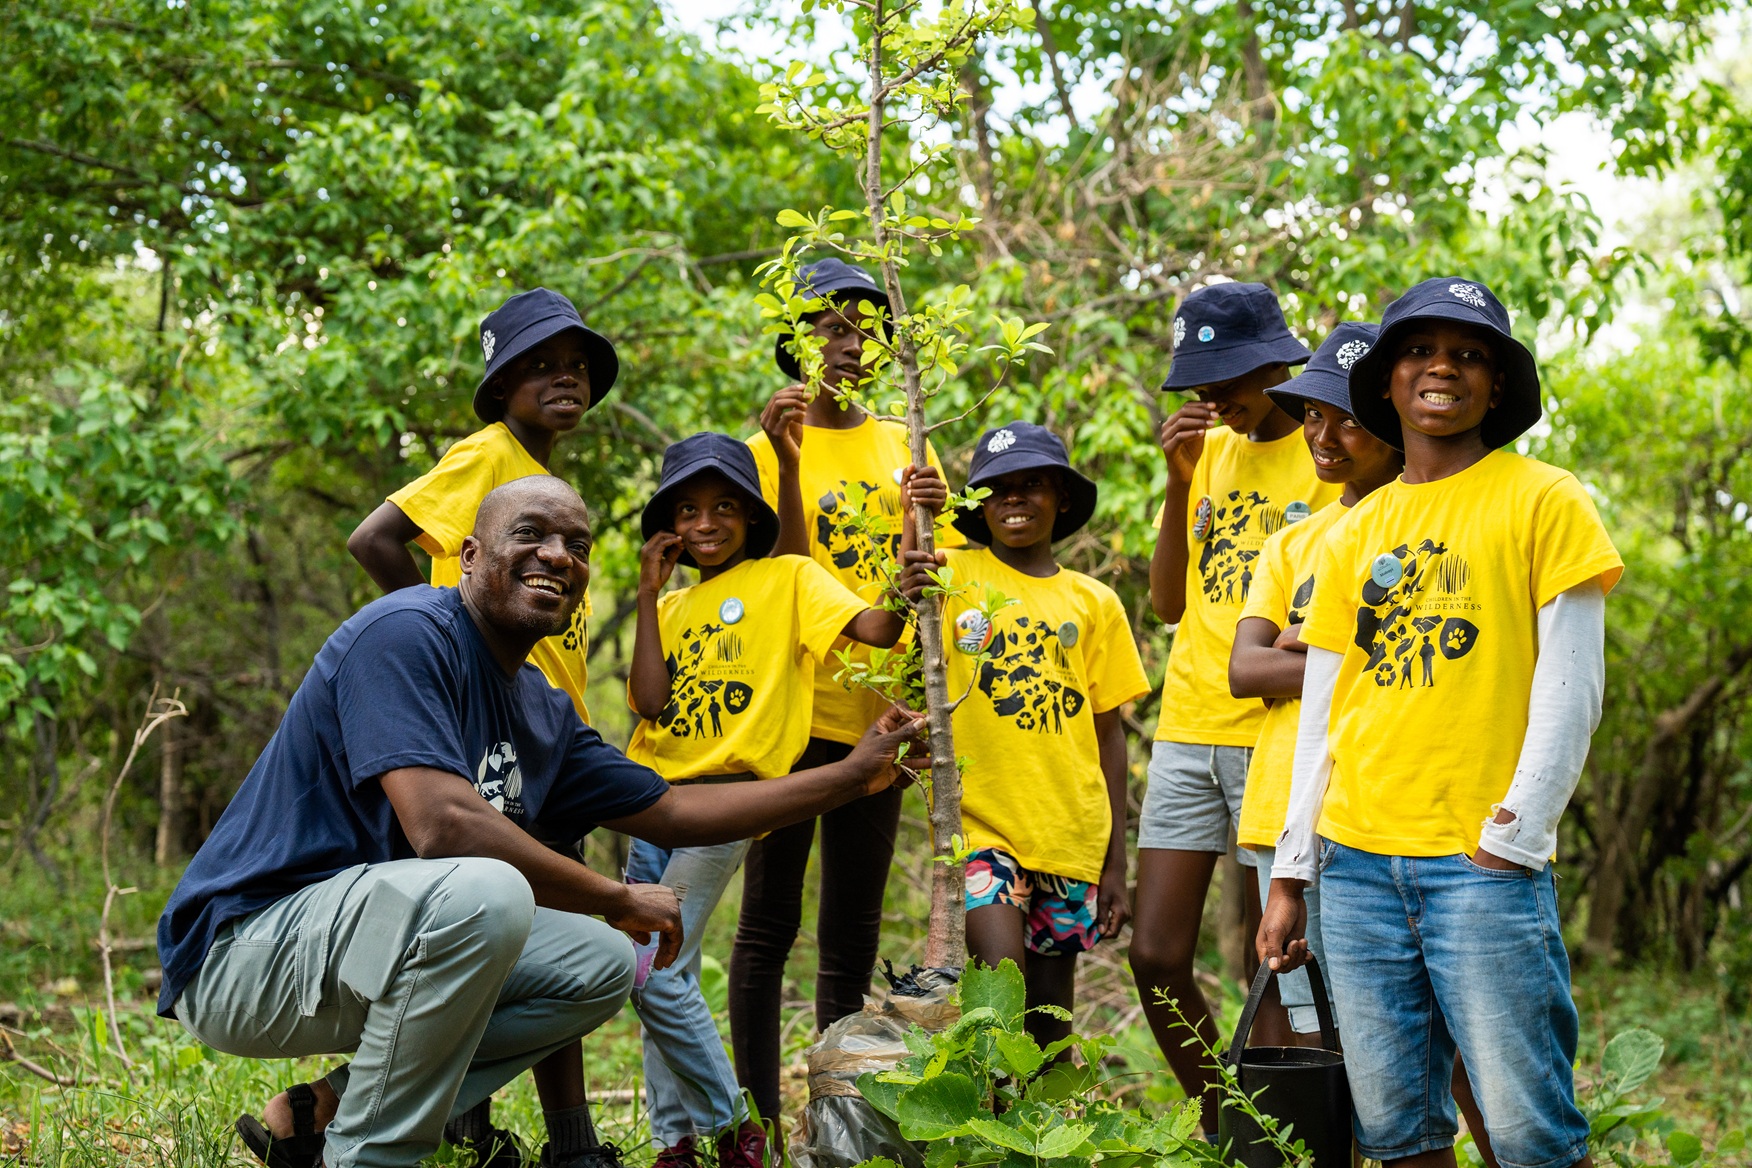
left=963, top=847, right=1101, bottom=956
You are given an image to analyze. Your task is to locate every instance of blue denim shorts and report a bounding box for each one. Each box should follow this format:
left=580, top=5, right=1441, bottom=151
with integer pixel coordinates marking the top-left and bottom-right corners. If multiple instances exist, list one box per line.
left=1316, top=840, right=1589, bottom=1168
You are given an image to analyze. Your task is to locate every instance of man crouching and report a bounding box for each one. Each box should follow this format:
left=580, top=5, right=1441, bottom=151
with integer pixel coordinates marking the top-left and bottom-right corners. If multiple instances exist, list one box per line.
left=155, top=475, right=921, bottom=1168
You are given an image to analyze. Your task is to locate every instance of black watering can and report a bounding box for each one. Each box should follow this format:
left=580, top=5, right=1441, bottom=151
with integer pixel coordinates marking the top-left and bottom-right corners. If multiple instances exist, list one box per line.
left=1216, top=956, right=1353, bottom=1168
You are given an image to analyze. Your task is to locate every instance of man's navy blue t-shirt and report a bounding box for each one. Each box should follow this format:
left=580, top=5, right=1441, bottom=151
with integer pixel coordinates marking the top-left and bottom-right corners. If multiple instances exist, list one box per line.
left=155, top=586, right=668, bottom=1017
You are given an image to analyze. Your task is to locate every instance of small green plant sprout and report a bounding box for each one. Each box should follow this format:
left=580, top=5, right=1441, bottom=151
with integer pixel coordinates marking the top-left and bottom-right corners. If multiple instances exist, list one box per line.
left=1582, top=1028, right=1738, bottom=1168
left=758, top=0, right=1050, bottom=971
left=856, top=959, right=1214, bottom=1168
left=1153, top=988, right=1313, bottom=1168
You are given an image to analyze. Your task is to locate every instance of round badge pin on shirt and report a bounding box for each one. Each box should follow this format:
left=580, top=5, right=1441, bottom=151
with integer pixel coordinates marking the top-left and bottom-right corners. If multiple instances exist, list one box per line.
left=1058, top=621, right=1080, bottom=648
left=720, top=597, right=745, bottom=625
left=892, top=467, right=905, bottom=485
left=954, top=609, right=993, bottom=655
left=1370, top=554, right=1403, bottom=589
left=1284, top=501, right=1312, bottom=525
left=1191, top=495, right=1215, bottom=541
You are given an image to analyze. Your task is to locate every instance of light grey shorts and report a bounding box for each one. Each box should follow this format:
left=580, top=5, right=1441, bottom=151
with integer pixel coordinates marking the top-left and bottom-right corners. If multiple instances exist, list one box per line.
left=1138, top=739, right=1257, bottom=866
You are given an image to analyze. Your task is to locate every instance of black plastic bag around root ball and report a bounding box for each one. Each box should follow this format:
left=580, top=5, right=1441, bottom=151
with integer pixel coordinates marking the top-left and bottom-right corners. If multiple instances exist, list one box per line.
left=786, top=964, right=960, bottom=1168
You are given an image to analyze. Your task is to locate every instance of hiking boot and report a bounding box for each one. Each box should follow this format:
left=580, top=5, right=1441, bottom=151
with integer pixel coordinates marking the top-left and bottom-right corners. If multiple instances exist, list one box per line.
left=716, top=1121, right=769, bottom=1168
left=651, top=1137, right=701, bottom=1168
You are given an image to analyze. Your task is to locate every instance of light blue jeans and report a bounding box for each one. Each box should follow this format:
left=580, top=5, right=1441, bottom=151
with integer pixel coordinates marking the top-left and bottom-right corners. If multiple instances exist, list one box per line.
left=1251, top=843, right=1329, bottom=1035
left=626, top=836, right=752, bottom=1147
left=1318, top=840, right=1589, bottom=1168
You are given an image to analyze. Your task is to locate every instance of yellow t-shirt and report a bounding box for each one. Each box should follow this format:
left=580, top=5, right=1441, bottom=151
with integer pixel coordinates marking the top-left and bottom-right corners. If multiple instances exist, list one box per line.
left=387, top=422, right=594, bottom=724
left=747, top=415, right=964, bottom=745
left=1155, top=426, right=1341, bottom=746
left=625, top=555, right=870, bottom=781
left=939, top=549, right=1152, bottom=883
left=1234, top=500, right=1348, bottom=848
left=1301, top=450, right=1623, bottom=857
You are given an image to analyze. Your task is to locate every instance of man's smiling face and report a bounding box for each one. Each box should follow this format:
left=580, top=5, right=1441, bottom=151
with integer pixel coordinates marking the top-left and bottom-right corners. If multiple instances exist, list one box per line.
left=459, top=477, right=593, bottom=640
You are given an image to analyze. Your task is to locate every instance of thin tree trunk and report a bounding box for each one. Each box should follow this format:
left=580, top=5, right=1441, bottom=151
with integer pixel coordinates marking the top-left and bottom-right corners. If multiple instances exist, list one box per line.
left=865, top=0, right=966, bottom=971
left=154, top=710, right=183, bottom=865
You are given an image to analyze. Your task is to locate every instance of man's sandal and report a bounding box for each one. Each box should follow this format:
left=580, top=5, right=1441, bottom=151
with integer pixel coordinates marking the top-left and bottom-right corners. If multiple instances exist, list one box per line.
left=235, top=1082, right=324, bottom=1168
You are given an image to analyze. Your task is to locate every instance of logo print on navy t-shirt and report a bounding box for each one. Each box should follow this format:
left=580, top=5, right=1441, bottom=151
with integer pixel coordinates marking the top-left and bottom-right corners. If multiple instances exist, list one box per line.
left=660, top=622, right=755, bottom=740
left=1353, top=540, right=1481, bottom=689
left=977, top=615, right=1085, bottom=734
left=476, top=741, right=525, bottom=818
left=817, top=481, right=902, bottom=586
left=1197, top=490, right=1286, bottom=605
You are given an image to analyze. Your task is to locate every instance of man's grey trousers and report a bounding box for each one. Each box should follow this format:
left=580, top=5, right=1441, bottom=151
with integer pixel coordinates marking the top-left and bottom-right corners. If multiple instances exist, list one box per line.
left=175, top=857, right=636, bottom=1168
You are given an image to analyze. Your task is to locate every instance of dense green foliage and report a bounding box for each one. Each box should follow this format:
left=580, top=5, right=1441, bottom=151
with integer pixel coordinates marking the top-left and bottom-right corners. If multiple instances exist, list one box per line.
left=8, top=2, right=1752, bottom=1157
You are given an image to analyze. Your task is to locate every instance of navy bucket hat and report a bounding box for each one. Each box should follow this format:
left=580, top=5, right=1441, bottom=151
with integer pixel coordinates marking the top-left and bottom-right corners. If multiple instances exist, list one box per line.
left=1162, top=282, right=1312, bottom=391
left=773, top=258, right=891, bottom=380
left=475, top=288, right=619, bottom=424
left=1347, top=277, right=1541, bottom=450
left=951, top=422, right=1098, bottom=546
left=640, top=433, right=780, bottom=568
left=1266, top=321, right=1382, bottom=419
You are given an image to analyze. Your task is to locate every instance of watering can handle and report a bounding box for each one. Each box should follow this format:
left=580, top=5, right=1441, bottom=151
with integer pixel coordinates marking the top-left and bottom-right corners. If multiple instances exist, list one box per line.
left=1224, top=954, right=1339, bottom=1071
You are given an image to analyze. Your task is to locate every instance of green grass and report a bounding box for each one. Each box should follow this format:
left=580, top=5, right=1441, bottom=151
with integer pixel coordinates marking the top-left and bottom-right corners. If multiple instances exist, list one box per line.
left=5, top=803, right=1750, bottom=1165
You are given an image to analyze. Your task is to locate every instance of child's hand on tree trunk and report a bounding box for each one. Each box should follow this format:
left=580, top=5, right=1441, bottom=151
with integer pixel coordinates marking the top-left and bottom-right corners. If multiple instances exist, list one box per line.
left=760, top=385, right=809, bottom=470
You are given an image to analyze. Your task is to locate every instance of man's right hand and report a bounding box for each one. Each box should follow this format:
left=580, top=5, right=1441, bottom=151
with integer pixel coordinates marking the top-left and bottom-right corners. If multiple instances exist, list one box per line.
left=1257, top=877, right=1311, bottom=973
left=1158, top=400, right=1219, bottom=486
left=846, top=705, right=929, bottom=795
left=760, top=385, right=809, bottom=470
left=607, top=882, right=684, bottom=972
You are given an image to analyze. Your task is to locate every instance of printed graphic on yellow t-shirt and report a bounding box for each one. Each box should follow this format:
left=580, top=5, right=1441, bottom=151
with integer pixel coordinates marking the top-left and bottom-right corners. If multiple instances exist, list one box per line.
left=1234, top=500, right=1348, bottom=848
left=387, top=422, right=594, bottom=725
left=940, top=549, right=1152, bottom=883
left=748, top=416, right=964, bottom=744
left=1154, top=426, right=1341, bottom=746
left=626, top=555, right=870, bottom=782
left=1301, top=450, right=1623, bottom=858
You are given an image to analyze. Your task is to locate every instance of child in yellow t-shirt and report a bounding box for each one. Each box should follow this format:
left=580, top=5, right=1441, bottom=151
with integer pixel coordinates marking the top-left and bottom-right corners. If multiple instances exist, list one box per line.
left=350, top=287, right=614, bottom=726
left=1132, top=281, right=1340, bottom=1121
left=899, top=422, right=1151, bottom=1051
left=624, top=432, right=923, bottom=1168
left=345, top=287, right=616, bottom=1168
left=1260, top=278, right=1623, bottom=1168
left=735, top=258, right=962, bottom=1120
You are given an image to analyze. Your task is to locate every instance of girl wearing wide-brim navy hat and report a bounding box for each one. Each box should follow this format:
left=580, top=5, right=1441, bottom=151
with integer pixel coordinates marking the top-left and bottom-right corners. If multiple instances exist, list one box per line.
left=1345, top=277, right=1540, bottom=450
left=1264, top=320, right=1381, bottom=420
left=951, top=422, right=1098, bottom=545
left=474, top=287, right=619, bottom=423
left=640, top=433, right=780, bottom=568
left=1161, top=282, right=1312, bottom=390
left=627, top=428, right=920, bottom=1168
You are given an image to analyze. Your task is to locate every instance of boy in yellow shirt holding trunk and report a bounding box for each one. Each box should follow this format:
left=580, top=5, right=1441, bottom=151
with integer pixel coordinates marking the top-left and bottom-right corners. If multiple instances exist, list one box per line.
left=900, top=422, right=1151, bottom=1050
left=736, top=258, right=962, bottom=1121
left=1261, top=278, right=1622, bottom=1168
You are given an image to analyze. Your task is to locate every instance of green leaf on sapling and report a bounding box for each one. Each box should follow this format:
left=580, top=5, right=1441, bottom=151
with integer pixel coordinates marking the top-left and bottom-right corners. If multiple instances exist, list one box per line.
left=960, top=960, right=1026, bottom=1027
left=895, top=1072, right=981, bottom=1140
